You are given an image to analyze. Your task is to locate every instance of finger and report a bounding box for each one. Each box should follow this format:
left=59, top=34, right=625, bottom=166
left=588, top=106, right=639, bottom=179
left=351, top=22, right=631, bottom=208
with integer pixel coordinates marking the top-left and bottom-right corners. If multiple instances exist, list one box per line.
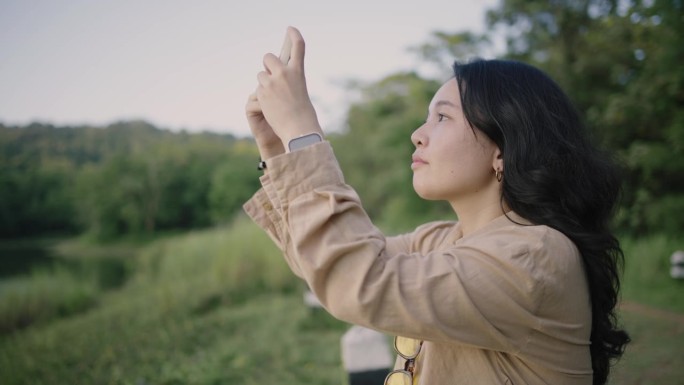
left=256, top=71, right=270, bottom=88
left=279, top=32, right=292, bottom=64
left=287, top=26, right=305, bottom=68
left=245, top=93, right=262, bottom=114
left=262, top=53, right=283, bottom=74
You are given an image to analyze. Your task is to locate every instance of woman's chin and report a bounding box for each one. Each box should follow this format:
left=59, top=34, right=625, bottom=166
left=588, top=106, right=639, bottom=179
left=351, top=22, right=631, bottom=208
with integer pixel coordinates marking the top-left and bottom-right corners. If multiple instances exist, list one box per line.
left=412, top=183, right=437, bottom=201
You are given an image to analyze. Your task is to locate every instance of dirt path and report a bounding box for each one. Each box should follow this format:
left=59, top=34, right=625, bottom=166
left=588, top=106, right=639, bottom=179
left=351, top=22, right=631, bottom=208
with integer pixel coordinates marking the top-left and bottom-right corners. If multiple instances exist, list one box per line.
left=610, top=301, right=684, bottom=384
left=619, top=301, right=684, bottom=325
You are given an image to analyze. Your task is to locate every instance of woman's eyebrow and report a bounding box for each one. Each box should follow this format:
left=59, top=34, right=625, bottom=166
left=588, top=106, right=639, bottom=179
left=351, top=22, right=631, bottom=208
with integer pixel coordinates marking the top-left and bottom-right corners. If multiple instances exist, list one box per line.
left=435, top=100, right=458, bottom=108
left=427, top=100, right=460, bottom=115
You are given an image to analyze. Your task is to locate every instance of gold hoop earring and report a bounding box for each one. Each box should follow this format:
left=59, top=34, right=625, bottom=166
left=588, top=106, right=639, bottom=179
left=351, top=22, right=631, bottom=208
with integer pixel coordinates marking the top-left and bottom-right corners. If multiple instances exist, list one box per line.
left=495, top=169, right=503, bottom=182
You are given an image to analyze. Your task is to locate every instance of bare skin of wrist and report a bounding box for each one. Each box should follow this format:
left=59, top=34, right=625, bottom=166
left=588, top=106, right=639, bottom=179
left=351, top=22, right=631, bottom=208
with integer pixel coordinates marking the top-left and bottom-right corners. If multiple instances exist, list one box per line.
left=258, top=141, right=285, bottom=160
left=279, top=122, right=324, bottom=151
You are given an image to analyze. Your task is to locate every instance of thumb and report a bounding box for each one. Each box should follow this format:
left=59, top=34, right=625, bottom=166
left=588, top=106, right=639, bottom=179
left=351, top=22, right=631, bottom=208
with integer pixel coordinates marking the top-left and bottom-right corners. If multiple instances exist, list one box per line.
left=245, top=92, right=262, bottom=116
left=287, top=26, right=306, bottom=69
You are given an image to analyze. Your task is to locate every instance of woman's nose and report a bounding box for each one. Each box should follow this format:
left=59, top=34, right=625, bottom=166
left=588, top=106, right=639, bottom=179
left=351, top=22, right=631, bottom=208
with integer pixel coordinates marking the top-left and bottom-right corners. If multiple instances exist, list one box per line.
left=411, top=123, right=427, bottom=147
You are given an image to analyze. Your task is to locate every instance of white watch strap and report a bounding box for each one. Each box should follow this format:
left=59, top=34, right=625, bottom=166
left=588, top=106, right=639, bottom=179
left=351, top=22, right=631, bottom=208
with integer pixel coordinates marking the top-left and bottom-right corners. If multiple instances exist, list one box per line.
left=287, top=132, right=323, bottom=152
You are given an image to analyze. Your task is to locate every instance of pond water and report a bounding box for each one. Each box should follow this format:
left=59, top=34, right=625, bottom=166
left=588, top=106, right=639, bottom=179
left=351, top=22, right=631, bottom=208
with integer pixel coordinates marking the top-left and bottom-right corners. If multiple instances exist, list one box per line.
left=0, top=240, right=130, bottom=289
left=0, top=241, right=61, bottom=278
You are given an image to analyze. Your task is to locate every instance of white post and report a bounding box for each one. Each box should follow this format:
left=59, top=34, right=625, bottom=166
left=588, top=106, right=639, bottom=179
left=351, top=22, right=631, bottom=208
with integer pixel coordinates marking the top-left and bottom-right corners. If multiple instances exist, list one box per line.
left=671, top=250, right=684, bottom=279
left=341, top=325, right=393, bottom=385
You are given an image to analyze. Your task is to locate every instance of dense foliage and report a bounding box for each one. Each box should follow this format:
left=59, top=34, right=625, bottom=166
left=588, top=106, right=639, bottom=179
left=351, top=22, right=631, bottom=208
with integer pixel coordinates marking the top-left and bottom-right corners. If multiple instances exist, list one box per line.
left=0, top=121, right=260, bottom=239
left=485, top=0, right=684, bottom=235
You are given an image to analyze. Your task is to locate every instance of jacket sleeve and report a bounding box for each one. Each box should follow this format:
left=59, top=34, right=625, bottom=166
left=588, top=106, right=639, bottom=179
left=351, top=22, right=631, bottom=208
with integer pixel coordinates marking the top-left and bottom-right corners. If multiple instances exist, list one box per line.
left=243, top=173, right=306, bottom=278
left=244, top=141, right=563, bottom=354
left=243, top=157, right=418, bottom=281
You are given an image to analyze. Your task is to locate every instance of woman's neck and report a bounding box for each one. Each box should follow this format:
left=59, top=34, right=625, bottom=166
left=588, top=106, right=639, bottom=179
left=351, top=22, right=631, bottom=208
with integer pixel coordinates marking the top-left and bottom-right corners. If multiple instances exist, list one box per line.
left=450, top=197, right=509, bottom=237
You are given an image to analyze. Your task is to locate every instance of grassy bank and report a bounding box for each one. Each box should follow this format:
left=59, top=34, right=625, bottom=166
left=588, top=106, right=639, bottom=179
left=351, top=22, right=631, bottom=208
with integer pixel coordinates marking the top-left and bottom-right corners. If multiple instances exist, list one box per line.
left=0, top=216, right=682, bottom=384
left=0, top=266, right=100, bottom=333
left=620, top=234, right=684, bottom=313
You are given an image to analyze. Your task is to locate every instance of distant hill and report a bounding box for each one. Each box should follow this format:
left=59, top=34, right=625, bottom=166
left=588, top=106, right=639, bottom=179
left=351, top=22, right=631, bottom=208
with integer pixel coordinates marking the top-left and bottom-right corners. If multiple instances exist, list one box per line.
left=0, top=121, right=259, bottom=239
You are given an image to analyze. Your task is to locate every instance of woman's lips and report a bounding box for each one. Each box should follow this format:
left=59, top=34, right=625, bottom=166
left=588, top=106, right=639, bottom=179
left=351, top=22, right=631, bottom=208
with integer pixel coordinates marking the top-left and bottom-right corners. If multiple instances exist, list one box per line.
left=411, top=154, right=427, bottom=169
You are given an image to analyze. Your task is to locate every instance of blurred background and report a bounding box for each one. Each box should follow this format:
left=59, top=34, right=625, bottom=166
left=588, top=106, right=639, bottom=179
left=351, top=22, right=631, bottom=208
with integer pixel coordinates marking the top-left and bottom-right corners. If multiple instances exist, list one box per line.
left=1, top=0, right=682, bottom=384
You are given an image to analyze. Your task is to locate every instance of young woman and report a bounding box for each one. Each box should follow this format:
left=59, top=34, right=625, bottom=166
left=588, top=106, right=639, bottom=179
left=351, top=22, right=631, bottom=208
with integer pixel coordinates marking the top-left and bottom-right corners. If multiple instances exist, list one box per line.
left=244, top=27, right=629, bottom=385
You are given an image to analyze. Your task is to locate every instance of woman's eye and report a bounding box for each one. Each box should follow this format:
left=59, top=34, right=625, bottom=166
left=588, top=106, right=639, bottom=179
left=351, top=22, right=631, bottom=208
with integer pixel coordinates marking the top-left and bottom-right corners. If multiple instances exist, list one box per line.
left=425, top=113, right=448, bottom=123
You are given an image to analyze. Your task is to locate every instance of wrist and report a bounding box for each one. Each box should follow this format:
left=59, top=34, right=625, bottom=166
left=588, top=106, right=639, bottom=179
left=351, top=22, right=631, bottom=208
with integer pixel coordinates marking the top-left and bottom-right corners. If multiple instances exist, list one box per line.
left=257, top=142, right=285, bottom=160
left=279, top=114, right=323, bottom=142
left=284, top=132, right=324, bottom=153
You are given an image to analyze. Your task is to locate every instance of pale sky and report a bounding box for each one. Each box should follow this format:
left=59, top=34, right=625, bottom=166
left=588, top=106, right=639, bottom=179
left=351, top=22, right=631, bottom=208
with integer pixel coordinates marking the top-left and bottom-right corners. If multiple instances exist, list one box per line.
left=0, top=0, right=499, bottom=136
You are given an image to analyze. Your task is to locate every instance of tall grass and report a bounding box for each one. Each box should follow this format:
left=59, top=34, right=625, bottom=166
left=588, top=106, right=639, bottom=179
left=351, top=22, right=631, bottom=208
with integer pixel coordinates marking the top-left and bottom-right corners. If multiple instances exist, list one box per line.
left=0, top=266, right=99, bottom=334
left=133, top=214, right=299, bottom=308
left=0, top=245, right=131, bottom=335
left=1, top=216, right=682, bottom=384
left=620, top=234, right=684, bottom=313
left=0, top=214, right=340, bottom=385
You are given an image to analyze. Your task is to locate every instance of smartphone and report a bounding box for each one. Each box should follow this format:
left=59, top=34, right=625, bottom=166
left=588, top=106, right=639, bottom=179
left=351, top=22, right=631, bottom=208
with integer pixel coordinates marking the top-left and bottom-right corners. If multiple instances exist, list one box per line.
left=279, top=33, right=292, bottom=64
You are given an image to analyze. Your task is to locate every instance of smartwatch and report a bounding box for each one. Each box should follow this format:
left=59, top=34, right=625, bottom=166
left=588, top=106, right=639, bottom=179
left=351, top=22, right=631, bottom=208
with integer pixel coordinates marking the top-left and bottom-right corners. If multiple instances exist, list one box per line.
left=288, top=132, right=323, bottom=152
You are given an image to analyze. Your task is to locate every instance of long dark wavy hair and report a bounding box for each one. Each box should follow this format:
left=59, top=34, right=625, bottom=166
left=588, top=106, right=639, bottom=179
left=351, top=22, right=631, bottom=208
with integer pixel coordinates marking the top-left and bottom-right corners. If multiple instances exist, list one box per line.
left=452, top=59, right=629, bottom=384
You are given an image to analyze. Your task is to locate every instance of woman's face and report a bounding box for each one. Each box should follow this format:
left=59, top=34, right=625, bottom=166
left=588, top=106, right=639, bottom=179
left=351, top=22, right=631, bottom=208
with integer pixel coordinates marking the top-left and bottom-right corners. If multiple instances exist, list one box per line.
left=410, top=78, right=502, bottom=204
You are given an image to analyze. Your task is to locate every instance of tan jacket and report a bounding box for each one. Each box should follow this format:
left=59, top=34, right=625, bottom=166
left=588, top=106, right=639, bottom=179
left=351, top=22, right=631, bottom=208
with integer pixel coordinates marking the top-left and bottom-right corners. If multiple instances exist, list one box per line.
left=243, top=142, right=593, bottom=384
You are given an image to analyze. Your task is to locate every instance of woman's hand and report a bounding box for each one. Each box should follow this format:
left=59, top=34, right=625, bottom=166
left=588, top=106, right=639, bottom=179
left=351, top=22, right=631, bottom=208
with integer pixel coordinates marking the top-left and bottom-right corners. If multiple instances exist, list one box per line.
left=255, top=26, right=324, bottom=149
left=245, top=91, right=284, bottom=160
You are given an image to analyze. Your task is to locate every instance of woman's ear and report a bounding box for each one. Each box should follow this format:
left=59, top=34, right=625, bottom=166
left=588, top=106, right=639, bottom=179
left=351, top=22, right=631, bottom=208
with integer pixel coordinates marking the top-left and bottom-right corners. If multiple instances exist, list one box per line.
left=492, top=147, right=504, bottom=172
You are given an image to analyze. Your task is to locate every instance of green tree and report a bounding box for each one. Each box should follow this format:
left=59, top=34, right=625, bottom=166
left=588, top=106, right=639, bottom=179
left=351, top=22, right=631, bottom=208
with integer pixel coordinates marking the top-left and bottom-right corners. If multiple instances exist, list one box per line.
left=72, top=131, right=249, bottom=238
left=0, top=124, right=78, bottom=237
left=1, top=120, right=265, bottom=239
left=208, top=155, right=261, bottom=224
left=0, top=167, right=76, bottom=237
left=484, top=0, right=684, bottom=234
left=75, top=154, right=161, bottom=238
left=409, top=30, right=491, bottom=78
